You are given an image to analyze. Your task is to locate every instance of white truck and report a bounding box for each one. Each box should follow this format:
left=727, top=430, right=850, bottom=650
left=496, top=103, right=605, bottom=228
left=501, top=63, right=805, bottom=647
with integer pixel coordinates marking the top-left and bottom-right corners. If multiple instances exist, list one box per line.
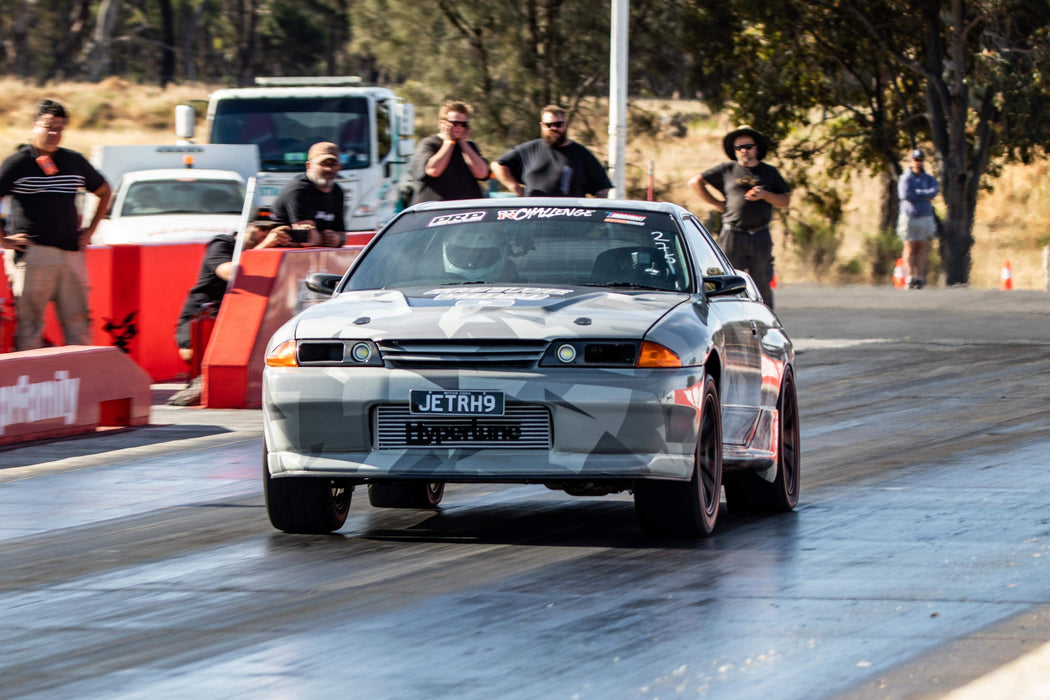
left=175, top=76, right=416, bottom=232
left=88, top=144, right=261, bottom=245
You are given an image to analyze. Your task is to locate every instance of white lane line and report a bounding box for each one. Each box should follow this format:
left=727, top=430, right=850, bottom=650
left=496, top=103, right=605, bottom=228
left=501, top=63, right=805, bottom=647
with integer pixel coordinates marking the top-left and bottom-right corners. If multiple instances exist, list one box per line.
left=944, top=640, right=1050, bottom=699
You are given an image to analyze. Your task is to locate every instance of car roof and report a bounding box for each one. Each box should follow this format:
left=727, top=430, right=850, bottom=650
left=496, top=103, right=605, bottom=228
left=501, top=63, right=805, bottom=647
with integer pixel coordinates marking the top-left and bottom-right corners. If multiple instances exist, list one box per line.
left=403, top=197, right=689, bottom=216
left=121, top=169, right=247, bottom=184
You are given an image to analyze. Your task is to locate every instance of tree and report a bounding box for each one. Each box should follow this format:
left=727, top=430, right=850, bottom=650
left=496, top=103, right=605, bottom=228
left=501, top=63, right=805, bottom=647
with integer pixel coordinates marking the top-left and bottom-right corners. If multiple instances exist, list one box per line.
left=882, top=0, right=1050, bottom=284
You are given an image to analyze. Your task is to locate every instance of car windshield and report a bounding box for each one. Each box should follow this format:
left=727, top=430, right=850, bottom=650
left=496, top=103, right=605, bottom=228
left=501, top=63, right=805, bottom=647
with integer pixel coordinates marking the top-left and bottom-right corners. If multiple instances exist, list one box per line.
left=345, top=206, right=692, bottom=292
left=121, top=179, right=245, bottom=217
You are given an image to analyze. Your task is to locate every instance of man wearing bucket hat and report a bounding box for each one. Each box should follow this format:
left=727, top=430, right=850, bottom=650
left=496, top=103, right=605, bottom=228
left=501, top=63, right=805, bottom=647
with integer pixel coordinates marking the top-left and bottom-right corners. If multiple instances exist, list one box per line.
left=688, top=125, right=790, bottom=308
left=897, top=148, right=939, bottom=289
left=270, top=141, right=347, bottom=248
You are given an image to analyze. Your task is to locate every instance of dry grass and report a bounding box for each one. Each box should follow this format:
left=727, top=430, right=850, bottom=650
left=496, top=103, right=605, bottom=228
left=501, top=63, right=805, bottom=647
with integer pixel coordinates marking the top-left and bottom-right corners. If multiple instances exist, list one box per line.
left=3, top=81, right=1046, bottom=289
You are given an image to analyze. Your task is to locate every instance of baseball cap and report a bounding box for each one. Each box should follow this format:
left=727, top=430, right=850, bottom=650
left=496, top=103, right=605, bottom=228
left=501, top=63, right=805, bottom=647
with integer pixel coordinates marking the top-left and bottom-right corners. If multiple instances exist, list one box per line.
left=308, top=142, right=341, bottom=164
left=911, top=148, right=925, bottom=160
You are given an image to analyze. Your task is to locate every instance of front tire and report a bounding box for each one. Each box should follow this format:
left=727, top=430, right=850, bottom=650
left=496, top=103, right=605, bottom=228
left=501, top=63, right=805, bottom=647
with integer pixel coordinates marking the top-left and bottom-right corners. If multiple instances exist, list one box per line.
left=367, top=482, right=445, bottom=509
left=724, top=368, right=801, bottom=512
left=264, top=447, right=352, bottom=533
left=634, top=374, right=722, bottom=537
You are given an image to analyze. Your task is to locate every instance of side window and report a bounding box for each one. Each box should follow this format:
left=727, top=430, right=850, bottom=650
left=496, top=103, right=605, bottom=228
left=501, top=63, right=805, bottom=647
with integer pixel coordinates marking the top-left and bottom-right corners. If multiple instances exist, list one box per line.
left=683, top=217, right=729, bottom=277
left=376, top=99, right=392, bottom=161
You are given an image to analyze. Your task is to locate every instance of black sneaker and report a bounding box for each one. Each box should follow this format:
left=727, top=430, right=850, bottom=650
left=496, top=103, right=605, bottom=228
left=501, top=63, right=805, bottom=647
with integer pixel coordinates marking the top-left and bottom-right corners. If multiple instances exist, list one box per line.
left=915, top=279, right=925, bottom=289
left=166, top=376, right=203, bottom=406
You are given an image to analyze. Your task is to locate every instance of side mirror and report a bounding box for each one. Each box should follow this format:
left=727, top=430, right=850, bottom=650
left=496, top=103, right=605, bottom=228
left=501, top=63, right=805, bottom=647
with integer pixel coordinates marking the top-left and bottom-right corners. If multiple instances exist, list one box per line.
left=703, top=274, right=749, bottom=298
left=397, top=102, right=415, bottom=137
left=305, top=272, right=342, bottom=296
left=174, top=104, right=196, bottom=141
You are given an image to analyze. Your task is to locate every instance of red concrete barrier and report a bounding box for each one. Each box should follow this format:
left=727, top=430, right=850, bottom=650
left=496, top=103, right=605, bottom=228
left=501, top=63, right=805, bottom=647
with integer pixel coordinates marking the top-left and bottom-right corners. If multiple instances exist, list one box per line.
left=0, top=345, right=151, bottom=446
left=202, top=246, right=365, bottom=408
left=0, top=255, right=15, bottom=353
left=39, top=243, right=208, bottom=381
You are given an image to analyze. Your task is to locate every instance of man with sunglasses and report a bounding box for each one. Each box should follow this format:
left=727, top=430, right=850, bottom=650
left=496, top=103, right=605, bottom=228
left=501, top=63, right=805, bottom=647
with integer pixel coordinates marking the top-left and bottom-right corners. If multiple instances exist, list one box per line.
left=491, top=105, right=611, bottom=198
left=688, top=125, right=790, bottom=308
left=409, top=101, right=489, bottom=204
left=0, top=99, right=112, bottom=350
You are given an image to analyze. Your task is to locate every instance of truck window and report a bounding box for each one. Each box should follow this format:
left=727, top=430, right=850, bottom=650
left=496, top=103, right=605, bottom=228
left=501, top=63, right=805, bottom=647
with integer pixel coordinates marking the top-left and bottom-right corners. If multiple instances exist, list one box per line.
left=210, top=97, right=371, bottom=172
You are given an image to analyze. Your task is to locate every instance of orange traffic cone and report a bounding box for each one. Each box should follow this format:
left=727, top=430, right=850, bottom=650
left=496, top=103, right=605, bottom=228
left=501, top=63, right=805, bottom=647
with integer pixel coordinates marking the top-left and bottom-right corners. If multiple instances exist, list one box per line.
left=892, top=258, right=906, bottom=288
left=1000, top=260, right=1013, bottom=290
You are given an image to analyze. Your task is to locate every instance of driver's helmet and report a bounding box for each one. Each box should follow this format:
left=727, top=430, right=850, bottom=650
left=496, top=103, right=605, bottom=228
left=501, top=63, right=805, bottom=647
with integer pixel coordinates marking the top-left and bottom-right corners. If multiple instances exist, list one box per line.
left=443, top=229, right=507, bottom=282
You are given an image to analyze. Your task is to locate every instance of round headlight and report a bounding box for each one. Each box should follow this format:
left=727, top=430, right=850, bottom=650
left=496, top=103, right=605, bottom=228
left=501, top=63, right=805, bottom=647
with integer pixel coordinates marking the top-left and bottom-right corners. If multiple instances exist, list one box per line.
left=556, top=344, right=577, bottom=363
left=350, top=342, right=373, bottom=363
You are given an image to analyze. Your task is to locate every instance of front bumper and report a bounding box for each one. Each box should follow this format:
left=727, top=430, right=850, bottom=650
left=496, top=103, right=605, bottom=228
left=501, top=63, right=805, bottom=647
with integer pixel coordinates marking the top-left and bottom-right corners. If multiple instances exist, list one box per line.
left=263, top=366, right=708, bottom=482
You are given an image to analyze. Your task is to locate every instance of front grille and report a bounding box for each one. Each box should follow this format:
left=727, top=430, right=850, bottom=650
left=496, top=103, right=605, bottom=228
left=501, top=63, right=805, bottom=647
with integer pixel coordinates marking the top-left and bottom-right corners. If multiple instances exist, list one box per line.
left=377, top=339, right=548, bottom=369
left=374, top=404, right=552, bottom=450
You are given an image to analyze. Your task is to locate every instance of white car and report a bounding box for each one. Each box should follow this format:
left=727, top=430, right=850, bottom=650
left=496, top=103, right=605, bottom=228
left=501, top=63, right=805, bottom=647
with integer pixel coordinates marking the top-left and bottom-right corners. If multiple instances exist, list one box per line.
left=262, top=198, right=801, bottom=539
left=94, top=169, right=247, bottom=245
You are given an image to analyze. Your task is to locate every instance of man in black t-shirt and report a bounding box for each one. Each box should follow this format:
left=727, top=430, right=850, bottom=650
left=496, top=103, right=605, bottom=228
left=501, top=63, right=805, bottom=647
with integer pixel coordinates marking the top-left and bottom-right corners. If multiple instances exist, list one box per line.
left=0, top=99, right=112, bottom=350
left=409, top=100, right=489, bottom=204
left=167, top=221, right=293, bottom=406
left=270, top=142, right=347, bottom=247
left=688, top=125, right=790, bottom=308
left=491, top=105, right=611, bottom=198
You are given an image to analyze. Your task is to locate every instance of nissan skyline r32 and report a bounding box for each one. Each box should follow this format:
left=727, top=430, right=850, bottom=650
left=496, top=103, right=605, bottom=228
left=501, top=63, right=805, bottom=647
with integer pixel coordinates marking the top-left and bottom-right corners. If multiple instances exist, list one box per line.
left=262, top=198, right=800, bottom=538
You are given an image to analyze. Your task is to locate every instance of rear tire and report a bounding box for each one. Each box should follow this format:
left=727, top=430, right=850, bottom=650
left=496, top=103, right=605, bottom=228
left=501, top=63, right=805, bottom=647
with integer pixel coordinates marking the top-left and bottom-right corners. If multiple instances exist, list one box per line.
left=634, top=374, right=722, bottom=537
left=263, top=447, right=352, bottom=533
left=724, top=368, right=801, bottom=512
left=367, top=482, right=445, bottom=509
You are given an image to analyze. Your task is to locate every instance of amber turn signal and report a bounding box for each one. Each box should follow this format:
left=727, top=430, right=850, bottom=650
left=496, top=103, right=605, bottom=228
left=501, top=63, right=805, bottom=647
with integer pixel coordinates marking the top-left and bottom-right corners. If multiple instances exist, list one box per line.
left=265, top=340, right=298, bottom=367
left=636, top=341, right=682, bottom=368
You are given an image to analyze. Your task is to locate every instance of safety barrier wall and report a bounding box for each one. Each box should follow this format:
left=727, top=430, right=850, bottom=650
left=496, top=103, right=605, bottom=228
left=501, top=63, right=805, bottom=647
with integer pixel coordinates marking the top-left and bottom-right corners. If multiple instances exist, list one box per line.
left=0, top=346, right=151, bottom=446
left=38, top=242, right=209, bottom=381
left=10, top=234, right=375, bottom=397
left=202, top=246, right=365, bottom=408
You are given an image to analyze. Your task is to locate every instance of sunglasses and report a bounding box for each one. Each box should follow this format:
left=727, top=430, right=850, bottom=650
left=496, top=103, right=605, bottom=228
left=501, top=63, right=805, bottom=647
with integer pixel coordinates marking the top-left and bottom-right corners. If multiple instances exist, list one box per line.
left=735, top=143, right=756, bottom=151
left=444, top=119, right=470, bottom=128
left=541, top=120, right=566, bottom=128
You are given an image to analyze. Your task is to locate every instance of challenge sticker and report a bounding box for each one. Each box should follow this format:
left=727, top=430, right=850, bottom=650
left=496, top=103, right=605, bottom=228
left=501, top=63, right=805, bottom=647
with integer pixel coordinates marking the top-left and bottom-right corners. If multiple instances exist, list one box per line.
left=496, top=207, right=594, bottom=221
left=427, top=211, right=487, bottom=227
left=424, top=286, right=573, bottom=301
left=604, top=211, right=647, bottom=225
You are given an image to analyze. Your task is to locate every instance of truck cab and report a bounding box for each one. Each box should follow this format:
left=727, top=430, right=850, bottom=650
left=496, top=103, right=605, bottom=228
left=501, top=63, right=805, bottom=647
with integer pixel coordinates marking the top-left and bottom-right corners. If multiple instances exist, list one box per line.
left=179, top=77, right=416, bottom=232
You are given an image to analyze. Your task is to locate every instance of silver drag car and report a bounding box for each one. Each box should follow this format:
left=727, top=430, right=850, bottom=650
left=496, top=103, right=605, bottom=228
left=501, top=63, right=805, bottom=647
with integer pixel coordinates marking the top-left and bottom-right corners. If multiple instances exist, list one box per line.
left=262, top=198, right=799, bottom=537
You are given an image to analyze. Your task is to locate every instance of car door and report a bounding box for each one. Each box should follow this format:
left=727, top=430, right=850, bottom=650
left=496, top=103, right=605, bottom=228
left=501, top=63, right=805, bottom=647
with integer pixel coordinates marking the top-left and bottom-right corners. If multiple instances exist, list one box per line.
left=682, top=216, right=764, bottom=445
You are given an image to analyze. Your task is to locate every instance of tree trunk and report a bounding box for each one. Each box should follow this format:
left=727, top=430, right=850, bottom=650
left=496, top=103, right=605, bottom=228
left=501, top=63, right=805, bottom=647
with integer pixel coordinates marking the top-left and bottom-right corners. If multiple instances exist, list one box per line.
left=84, top=0, right=124, bottom=82
left=159, top=0, right=176, bottom=86
left=13, top=0, right=33, bottom=78
left=877, top=170, right=898, bottom=234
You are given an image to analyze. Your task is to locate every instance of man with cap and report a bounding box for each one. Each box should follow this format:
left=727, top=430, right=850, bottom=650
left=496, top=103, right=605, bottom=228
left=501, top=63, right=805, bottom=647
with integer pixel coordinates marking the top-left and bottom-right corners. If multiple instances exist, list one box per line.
left=897, top=148, right=939, bottom=289
left=270, top=141, right=347, bottom=247
left=688, top=125, right=790, bottom=308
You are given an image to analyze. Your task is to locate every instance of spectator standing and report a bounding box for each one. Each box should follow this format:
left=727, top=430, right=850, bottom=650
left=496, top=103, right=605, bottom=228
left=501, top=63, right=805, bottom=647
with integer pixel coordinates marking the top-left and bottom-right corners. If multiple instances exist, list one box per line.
left=688, top=125, right=790, bottom=308
left=897, top=149, right=939, bottom=289
left=409, top=101, right=489, bottom=204
left=271, top=142, right=347, bottom=247
left=491, top=105, right=611, bottom=198
left=168, top=221, right=293, bottom=406
left=0, top=99, right=112, bottom=350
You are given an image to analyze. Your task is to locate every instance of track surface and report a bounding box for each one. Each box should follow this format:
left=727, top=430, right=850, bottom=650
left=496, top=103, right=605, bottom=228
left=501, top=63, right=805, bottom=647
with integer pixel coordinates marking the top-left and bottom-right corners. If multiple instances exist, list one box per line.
left=2, top=284, right=1049, bottom=699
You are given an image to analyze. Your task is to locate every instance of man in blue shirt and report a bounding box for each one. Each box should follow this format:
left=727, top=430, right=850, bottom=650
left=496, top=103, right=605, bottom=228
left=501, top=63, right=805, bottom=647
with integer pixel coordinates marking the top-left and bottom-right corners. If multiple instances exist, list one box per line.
left=897, top=149, right=940, bottom=289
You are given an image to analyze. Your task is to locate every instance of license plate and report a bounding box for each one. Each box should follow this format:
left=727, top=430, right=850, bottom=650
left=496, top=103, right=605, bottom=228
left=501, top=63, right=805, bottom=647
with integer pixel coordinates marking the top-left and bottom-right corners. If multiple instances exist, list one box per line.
left=409, top=390, right=505, bottom=416
left=258, top=185, right=282, bottom=200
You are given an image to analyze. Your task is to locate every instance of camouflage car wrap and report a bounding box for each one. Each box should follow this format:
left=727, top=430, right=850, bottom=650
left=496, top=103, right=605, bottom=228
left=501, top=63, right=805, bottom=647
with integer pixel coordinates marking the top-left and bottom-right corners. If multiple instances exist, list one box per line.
left=262, top=198, right=794, bottom=491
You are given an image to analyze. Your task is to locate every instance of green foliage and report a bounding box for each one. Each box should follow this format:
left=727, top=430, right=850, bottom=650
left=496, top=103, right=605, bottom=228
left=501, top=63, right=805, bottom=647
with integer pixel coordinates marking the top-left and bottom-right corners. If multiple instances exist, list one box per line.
left=863, top=227, right=902, bottom=284
left=787, top=218, right=841, bottom=279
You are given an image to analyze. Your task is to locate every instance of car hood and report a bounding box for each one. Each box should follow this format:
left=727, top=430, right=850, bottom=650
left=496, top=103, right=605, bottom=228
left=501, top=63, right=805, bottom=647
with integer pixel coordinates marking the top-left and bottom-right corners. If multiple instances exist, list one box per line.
left=293, top=285, right=692, bottom=340
left=95, top=214, right=240, bottom=244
